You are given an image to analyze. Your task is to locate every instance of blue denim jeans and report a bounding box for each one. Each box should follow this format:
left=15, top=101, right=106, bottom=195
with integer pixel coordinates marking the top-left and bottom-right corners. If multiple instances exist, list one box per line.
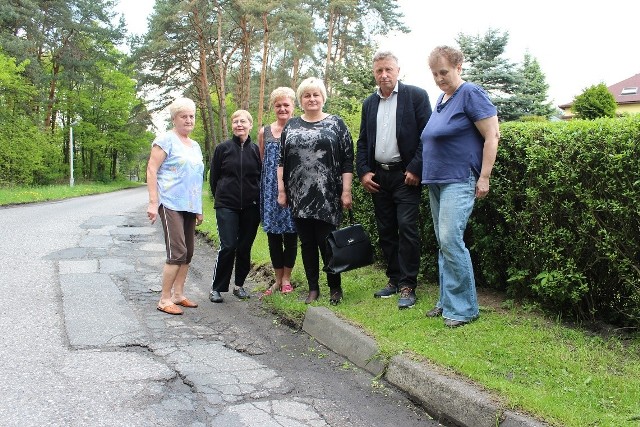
left=427, top=172, right=479, bottom=322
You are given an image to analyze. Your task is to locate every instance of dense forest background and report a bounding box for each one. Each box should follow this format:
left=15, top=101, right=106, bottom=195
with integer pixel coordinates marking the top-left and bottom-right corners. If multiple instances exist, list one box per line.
left=0, top=0, right=554, bottom=186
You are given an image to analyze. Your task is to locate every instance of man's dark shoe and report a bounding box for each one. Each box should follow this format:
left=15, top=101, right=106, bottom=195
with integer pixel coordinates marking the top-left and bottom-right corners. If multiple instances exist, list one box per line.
left=233, top=286, right=250, bottom=300
left=329, top=288, right=343, bottom=306
left=397, top=287, right=416, bottom=309
left=374, top=283, right=398, bottom=298
left=209, top=291, right=223, bottom=303
left=444, top=318, right=469, bottom=328
left=426, top=306, right=443, bottom=317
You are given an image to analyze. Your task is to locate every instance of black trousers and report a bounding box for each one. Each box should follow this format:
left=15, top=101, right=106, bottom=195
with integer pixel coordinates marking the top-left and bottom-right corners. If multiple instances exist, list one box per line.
left=371, top=168, right=421, bottom=289
left=267, top=232, right=298, bottom=269
left=293, top=218, right=341, bottom=293
left=211, top=206, right=260, bottom=292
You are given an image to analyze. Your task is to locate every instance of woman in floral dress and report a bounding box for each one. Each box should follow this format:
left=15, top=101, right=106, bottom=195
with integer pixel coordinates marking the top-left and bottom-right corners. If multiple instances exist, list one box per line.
left=259, top=87, right=298, bottom=297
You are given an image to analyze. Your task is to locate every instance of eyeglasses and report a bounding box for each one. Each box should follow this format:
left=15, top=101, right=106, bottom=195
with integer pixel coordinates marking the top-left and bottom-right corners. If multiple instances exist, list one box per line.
left=232, top=119, right=250, bottom=125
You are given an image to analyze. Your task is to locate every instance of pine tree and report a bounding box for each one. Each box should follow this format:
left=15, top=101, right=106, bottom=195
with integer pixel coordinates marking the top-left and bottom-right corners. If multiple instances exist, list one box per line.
left=517, top=52, right=555, bottom=119
left=456, top=29, right=555, bottom=121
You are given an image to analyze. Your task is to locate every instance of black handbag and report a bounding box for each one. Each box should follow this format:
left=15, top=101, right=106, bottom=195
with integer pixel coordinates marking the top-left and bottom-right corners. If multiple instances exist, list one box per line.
left=323, top=210, right=374, bottom=274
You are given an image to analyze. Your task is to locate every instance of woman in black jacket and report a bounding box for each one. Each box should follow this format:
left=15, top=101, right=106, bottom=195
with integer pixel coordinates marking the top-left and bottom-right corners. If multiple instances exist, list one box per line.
left=209, top=110, right=262, bottom=303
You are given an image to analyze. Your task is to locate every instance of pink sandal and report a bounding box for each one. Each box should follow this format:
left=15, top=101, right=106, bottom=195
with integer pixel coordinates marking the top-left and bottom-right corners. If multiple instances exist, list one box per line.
left=260, top=287, right=274, bottom=300
left=281, top=283, right=294, bottom=294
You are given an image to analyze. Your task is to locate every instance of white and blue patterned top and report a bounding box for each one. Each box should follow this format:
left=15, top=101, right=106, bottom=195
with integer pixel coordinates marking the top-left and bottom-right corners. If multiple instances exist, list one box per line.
left=153, top=131, right=204, bottom=214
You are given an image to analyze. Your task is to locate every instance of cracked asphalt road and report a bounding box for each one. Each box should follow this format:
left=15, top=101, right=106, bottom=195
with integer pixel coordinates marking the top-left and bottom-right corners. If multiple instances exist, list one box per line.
left=0, top=187, right=443, bottom=426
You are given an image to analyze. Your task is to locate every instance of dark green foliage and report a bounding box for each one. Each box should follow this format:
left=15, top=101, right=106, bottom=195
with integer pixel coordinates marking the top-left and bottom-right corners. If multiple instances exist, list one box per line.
left=473, top=116, right=640, bottom=326
left=572, top=83, right=618, bottom=120
left=0, top=114, right=64, bottom=185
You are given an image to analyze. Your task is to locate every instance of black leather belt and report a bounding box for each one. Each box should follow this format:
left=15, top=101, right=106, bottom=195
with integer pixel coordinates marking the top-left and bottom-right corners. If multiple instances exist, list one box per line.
left=376, top=161, right=404, bottom=171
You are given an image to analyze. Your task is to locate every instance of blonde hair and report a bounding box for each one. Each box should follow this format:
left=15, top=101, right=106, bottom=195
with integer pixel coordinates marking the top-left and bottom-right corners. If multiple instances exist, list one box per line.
left=296, top=77, right=327, bottom=106
left=270, top=87, right=296, bottom=106
left=231, top=109, right=253, bottom=125
left=168, top=97, right=196, bottom=119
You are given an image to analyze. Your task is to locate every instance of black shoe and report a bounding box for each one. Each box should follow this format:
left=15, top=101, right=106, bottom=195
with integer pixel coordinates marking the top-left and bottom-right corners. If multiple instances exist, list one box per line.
left=233, top=287, right=250, bottom=300
left=397, top=287, right=416, bottom=309
left=305, top=290, right=319, bottom=304
left=209, top=291, right=223, bottom=303
left=444, top=318, right=469, bottom=328
left=374, top=283, right=398, bottom=298
left=329, top=289, right=343, bottom=306
left=426, top=306, right=443, bottom=317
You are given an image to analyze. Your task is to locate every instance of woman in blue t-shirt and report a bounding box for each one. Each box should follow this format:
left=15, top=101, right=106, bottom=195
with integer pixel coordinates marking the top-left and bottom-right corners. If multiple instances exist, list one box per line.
left=420, top=46, right=500, bottom=328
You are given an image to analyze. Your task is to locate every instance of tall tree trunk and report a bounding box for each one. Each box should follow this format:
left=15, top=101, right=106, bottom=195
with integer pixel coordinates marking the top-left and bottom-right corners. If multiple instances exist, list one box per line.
left=216, top=4, right=229, bottom=140
left=238, top=15, right=252, bottom=111
left=44, top=62, right=60, bottom=131
left=324, top=9, right=336, bottom=87
left=111, top=149, right=117, bottom=179
left=190, top=2, right=217, bottom=158
left=291, top=45, right=300, bottom=89
left=257, top=11, right=269, bottom=129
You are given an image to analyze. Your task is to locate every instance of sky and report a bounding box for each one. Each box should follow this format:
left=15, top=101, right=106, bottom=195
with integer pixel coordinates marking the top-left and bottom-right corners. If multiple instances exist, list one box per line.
left=115, top=0, right=640, bottom=109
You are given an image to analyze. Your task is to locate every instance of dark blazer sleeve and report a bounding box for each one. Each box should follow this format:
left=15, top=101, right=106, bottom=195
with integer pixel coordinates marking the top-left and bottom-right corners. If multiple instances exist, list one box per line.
left=355, top=93, right=378, bottom=178
left=397, top=83, right=432, bottom=176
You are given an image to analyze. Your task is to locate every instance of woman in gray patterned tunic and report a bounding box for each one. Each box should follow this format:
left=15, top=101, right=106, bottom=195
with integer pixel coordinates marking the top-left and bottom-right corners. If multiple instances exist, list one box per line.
left=277, top=77, right=354, bottom=305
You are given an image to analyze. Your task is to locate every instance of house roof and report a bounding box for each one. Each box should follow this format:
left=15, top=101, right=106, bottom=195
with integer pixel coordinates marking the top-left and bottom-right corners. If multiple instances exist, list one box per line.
left=559, top=72, right=640, bottom=108
left=608, top=73, right=640, bottom=105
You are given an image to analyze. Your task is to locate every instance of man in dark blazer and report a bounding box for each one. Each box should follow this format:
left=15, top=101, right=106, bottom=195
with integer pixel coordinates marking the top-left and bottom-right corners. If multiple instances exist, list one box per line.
left=356, top=51, right=432, bottom=309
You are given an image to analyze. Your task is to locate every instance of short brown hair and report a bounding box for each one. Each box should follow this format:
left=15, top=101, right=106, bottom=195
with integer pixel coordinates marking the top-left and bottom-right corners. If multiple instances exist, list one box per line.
left=428, top=46, right=464, bottom=68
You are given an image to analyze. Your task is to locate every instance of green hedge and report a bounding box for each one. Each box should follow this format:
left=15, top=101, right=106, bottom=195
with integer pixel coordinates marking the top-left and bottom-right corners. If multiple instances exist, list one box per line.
left=351, top=116, right=640, bottom=327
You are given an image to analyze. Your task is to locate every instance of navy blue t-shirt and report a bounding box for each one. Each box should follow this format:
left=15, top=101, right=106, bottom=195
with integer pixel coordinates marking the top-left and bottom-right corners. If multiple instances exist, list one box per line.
left=420, top=82, right=497, bottom=184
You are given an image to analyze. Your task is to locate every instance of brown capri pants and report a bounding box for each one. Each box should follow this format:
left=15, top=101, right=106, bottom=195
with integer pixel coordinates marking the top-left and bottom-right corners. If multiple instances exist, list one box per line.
left=158, top=205, right=197, bottom=265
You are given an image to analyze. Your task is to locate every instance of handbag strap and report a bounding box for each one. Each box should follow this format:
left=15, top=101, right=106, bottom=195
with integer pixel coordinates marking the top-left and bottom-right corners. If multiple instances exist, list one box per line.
left=347, top=209, right=355, bottom=225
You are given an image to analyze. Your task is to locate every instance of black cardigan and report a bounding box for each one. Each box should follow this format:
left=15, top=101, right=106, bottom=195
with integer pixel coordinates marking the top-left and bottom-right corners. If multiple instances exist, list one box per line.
left=209, top=135, right=261, bottom=210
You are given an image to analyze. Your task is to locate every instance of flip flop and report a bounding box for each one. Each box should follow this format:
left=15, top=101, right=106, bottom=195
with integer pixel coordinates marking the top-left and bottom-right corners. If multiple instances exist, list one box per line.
left=281, top=283, right=294, bottom=294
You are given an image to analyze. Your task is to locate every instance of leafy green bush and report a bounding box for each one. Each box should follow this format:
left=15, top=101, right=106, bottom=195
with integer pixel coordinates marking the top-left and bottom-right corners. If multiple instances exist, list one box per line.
left=572, top=83, right=617, bottom=119
left=471, top=116, right=640, bottom=326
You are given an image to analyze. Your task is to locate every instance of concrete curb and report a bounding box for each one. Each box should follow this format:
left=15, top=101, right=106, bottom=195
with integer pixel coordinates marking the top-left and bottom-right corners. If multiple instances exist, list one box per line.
left=302, top=307, right=549, bottom=427
left=302, top=306, right=385, bottom=376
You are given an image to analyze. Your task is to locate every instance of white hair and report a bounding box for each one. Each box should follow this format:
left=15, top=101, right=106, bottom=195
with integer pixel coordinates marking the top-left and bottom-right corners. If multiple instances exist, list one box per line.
left=168, top=98, right=196, bottom=119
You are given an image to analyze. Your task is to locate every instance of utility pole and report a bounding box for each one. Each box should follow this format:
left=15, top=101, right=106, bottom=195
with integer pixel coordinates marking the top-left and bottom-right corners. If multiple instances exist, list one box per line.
left=69, top=125, right=75, bottom=187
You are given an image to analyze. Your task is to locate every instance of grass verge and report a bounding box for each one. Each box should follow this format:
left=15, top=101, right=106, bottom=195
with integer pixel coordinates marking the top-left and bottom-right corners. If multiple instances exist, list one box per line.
left=0, top=181, right=143, bottom=206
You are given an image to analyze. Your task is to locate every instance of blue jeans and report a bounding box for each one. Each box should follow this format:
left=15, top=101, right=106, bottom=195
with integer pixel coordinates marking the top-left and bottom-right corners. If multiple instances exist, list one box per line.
left=427, top=172, right=479, bottom=322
